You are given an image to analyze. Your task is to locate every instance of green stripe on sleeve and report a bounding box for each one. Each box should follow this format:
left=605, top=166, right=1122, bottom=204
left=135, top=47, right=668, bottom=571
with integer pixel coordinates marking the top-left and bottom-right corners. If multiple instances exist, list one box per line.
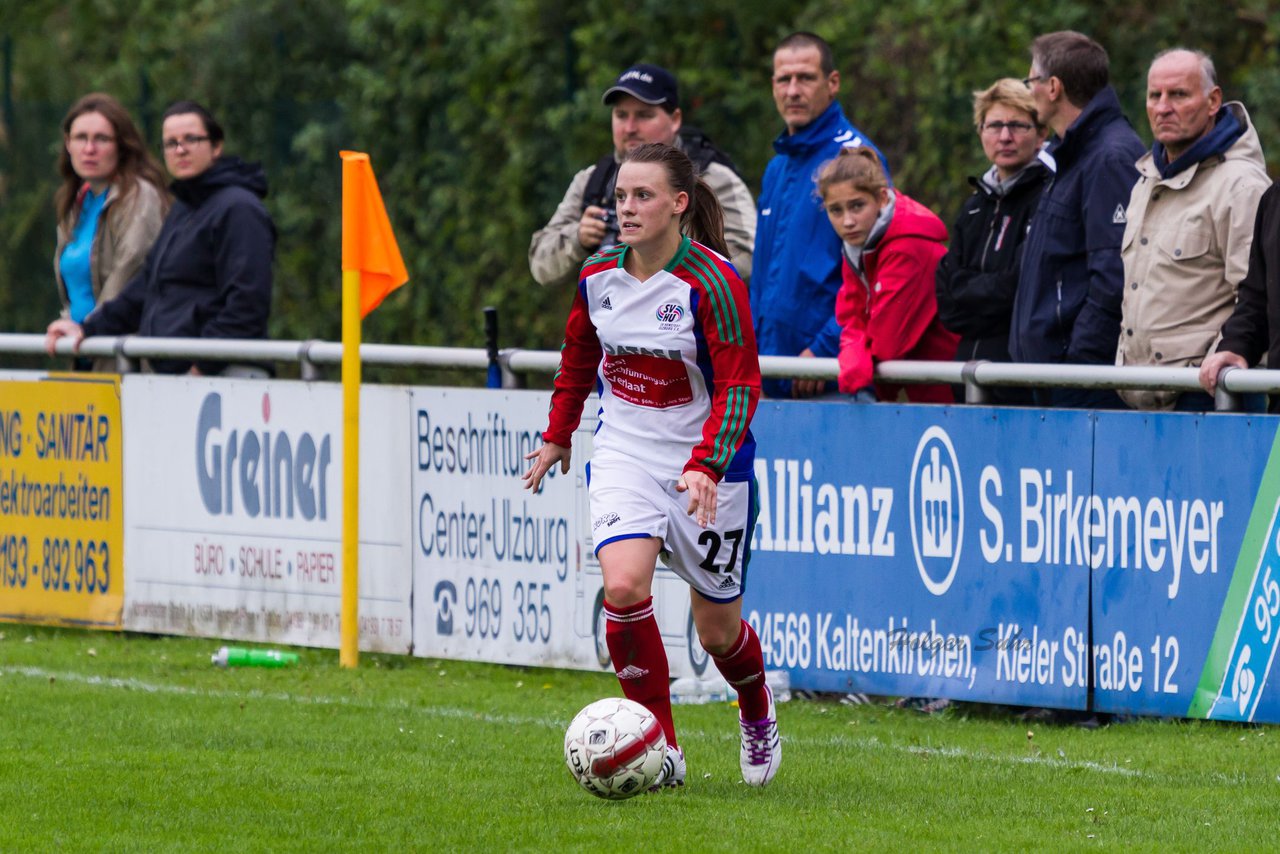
left=684, top=246, right=743, bottom=345
left=705, top=385, right=748, bottom=470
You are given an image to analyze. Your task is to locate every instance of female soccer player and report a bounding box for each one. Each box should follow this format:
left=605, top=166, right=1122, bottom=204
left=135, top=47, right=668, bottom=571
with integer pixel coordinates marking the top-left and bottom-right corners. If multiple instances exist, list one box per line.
left=523, top=142, right=778, bottom=788
left=818, top=146, right=958, bottom=402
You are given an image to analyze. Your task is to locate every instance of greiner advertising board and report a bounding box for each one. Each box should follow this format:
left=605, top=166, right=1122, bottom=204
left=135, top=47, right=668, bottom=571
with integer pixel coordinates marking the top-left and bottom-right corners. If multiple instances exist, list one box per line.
left=744, top=403, right=1094, bottom=709
left=122, top=377, right=412, bottom=653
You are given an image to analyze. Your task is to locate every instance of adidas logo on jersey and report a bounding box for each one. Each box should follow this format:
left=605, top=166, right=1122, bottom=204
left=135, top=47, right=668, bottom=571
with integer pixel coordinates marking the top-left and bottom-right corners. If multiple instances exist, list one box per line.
left=616, top=665, right=650, bottom=680
left=601, top=296, right=613, bottom=310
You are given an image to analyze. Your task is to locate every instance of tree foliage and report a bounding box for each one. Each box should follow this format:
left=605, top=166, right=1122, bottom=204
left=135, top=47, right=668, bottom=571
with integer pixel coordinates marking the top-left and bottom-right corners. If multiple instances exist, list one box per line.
left=2, top=1, right=1278, bottom=354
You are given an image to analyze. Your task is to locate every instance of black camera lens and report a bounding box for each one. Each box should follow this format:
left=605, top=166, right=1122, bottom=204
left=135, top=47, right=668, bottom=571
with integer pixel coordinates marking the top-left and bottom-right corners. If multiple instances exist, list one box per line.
left=599, top=208, right=620, bottom=249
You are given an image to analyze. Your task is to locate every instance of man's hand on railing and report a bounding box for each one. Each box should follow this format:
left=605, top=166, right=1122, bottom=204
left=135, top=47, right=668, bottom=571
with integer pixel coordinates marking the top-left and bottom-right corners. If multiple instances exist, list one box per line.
left=1199, top=350, right=1248, bottom=395
left=791, top=348, right=825, bottom=398
left=45, top=319, right=85, bottom=356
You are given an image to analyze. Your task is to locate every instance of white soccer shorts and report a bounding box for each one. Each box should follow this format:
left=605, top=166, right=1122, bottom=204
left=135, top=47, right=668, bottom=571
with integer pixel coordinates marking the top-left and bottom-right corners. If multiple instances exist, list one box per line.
left=588, top=454, right=755, bottom=602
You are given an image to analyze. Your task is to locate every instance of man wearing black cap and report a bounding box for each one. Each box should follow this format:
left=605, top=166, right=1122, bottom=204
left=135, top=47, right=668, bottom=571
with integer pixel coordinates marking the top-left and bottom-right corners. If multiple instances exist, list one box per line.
left=529, top=63, right=756, bottom=288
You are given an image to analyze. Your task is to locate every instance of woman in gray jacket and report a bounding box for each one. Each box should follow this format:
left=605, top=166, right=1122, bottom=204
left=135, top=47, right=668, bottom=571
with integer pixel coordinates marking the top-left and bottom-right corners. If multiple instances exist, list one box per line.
left=52, top=93, right=168, bottom=333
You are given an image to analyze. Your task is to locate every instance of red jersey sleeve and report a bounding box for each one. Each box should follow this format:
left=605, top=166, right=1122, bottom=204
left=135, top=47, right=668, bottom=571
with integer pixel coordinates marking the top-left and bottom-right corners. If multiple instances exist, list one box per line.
left=543, top=281, right=602, bottom=447
left=682, top=244, right=761, bottom=482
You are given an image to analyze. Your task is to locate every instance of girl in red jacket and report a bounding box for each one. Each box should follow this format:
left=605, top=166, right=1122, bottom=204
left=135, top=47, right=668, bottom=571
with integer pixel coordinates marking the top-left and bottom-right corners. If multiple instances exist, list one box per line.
left=817, top=147, right=958, bottom=402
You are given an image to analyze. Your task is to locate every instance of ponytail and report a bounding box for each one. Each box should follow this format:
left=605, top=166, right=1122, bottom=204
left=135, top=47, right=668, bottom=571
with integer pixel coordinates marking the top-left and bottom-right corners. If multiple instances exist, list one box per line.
left=686, top=179, right=728, bottom=257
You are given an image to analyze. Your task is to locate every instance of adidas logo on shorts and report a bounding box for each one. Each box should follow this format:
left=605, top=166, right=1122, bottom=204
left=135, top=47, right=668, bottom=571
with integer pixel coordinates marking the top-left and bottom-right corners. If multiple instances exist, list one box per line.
left=718, top=576, right=737, bottom=591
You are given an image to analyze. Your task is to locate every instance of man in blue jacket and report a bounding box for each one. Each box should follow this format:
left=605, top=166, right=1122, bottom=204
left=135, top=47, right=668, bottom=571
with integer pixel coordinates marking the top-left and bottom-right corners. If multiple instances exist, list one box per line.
left=752, top=32, right=889, bottom=398
left=1010, top=31, right=1144, bottom=408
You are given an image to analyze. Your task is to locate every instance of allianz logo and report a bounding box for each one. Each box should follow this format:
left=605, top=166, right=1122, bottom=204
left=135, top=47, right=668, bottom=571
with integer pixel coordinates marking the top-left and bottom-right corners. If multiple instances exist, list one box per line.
left=749, top=427, right=964, bottom=598
left=195, top=392, right=333, bottom=520
left=910, top=426, right=963, bottom=596
left=750, top=457, right=895, bottom=557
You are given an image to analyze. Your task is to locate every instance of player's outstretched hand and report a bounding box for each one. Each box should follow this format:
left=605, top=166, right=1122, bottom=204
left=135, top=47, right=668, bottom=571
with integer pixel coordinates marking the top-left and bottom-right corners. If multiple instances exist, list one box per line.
left=523, top=441, right=571, bottom=494
left=676, top=470, right=717, bottom=528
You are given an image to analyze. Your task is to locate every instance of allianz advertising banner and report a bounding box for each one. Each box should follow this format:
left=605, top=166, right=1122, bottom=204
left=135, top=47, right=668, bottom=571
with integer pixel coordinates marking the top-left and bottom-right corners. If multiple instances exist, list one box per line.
left=1093, top=411, right=1280, bottom=722
left=122, top=377, right=413, bottom=653
left=744, top=403, right=1093, bottom=709
left=0, top=374, right=124, bottom=629
left=411, top=388, right=711, bottom=678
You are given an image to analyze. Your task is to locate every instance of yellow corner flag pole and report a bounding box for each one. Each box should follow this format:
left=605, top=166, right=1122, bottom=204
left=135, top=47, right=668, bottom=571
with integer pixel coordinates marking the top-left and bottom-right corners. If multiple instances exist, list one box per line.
left=340, top=267, right=361, bottom=667
left=339, top=150, right=410, bottom=669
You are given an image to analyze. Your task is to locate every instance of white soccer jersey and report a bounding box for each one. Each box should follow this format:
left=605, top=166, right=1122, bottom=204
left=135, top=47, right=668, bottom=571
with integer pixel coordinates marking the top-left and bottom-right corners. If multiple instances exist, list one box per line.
left=544, top=237, right=760, bottom=482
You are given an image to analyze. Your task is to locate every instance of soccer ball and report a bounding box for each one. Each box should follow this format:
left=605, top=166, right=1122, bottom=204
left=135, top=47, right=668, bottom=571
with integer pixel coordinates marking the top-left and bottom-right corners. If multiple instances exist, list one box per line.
left=564, top=697, right=667, bottom=800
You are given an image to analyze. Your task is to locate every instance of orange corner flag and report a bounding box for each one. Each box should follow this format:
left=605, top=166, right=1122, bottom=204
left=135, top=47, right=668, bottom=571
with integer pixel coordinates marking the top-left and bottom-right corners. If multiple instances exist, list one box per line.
left=341, top=150, right=409, bottom=317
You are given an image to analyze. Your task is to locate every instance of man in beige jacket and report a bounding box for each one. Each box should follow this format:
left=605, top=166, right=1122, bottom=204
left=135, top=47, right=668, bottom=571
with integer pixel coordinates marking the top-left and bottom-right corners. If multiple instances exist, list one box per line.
left=528, top=64, right=755, bottom=289
left=1117, top=48, right=1270, bottom=410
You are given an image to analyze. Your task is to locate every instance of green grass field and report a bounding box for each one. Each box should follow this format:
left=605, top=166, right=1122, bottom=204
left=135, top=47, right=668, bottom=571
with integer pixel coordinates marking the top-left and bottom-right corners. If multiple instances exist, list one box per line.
left=1, top=625, right=1276, bottom=852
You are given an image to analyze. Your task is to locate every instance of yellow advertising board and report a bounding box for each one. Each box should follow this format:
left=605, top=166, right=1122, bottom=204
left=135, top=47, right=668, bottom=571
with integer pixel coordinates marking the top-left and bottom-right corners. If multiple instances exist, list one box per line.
left=0, top=375, right=123, bottom=628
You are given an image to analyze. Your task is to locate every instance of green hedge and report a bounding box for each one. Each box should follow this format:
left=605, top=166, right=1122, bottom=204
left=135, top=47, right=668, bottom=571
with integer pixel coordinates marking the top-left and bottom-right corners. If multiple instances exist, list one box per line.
left=2, top=1, right=1277, bottom=358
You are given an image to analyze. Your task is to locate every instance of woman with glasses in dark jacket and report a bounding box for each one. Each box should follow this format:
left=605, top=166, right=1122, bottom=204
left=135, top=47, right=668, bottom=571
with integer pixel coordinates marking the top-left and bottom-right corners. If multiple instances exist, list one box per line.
left=46, top=100, right=275, bottom=376
left=935, top=79, right=1051, bottom=404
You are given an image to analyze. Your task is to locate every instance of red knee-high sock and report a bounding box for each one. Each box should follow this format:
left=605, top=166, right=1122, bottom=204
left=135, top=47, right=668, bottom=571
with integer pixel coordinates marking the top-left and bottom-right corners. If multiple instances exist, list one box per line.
left=605, top=597, right=676, bottom=748
left=712, top=620, right=769, bottom=720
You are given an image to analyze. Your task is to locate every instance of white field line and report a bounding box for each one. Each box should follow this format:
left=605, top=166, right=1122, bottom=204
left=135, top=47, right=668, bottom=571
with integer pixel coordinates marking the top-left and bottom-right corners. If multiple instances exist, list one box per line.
left=0, top=664, right=557, bottom=727
left=871, top=738, right=1149, bottom=778
left=2, top=665, right=1147, bottom=778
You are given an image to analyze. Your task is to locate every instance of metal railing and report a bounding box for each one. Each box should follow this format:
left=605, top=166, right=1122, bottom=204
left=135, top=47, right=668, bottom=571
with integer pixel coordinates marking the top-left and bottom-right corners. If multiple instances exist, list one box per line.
left=2, top=332, right=1274, bottom=412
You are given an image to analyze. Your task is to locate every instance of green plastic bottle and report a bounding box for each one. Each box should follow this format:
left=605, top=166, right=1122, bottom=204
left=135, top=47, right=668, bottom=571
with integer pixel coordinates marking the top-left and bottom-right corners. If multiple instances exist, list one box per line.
left=211, top=646, right=299, bottom=668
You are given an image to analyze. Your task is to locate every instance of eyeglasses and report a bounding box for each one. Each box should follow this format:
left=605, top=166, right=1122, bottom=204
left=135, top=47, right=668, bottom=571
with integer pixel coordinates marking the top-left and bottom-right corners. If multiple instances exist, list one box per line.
left=68, top=133, right=116, bottom=148
left=981, top=120, right=1037, bottom=136
left=1022, top=74, right=1046, bottom=88
left=162, top=135, right=211, bottom=152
